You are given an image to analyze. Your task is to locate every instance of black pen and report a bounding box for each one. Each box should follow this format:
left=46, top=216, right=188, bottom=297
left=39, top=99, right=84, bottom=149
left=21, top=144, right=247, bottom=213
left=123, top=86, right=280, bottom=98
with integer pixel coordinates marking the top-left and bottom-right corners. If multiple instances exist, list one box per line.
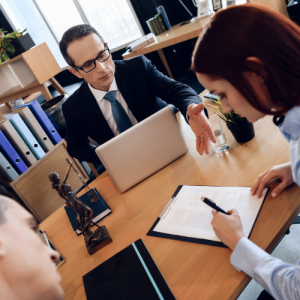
left=201, top=197, right=229, bottom=215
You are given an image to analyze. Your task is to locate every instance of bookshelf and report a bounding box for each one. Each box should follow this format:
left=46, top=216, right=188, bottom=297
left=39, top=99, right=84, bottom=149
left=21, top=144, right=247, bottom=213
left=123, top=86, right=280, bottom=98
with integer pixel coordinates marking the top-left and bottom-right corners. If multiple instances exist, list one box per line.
left=0, top=44, right=85, bottom=222
left=10, top=140, right=89, bottom=222
left=0, top=43, right=66, bottom=109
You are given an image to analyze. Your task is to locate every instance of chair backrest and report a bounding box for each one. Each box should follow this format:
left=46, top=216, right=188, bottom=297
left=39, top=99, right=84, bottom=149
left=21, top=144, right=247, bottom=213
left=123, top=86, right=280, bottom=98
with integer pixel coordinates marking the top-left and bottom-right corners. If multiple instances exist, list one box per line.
left=246, top=0, right=288, bottom=16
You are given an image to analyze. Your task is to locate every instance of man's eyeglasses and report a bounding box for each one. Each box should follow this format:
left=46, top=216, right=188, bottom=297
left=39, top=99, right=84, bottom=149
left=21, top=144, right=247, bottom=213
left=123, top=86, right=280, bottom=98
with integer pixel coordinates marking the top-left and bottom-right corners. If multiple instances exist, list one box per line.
left=72, top=47, right=111, bottom=73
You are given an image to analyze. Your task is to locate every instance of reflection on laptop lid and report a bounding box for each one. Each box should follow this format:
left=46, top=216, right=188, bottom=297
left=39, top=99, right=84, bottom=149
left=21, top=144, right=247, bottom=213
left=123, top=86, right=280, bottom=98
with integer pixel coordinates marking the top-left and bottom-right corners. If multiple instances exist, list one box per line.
left=95, top=106, right=188, bottom=193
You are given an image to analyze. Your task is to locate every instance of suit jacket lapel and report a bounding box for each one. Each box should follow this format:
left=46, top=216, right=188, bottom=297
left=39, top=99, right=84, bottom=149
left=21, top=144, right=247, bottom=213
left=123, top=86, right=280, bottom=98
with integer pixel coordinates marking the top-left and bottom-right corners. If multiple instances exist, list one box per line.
left=80, top=82, right=115, bottom=142
left=115, top=62, right=141, bottom=122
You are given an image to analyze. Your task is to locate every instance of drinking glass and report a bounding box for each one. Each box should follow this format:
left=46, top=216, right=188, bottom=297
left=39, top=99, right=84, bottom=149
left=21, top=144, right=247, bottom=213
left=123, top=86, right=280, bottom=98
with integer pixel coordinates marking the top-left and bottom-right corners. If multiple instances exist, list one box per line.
left=209, top=114, right=229, bottom=153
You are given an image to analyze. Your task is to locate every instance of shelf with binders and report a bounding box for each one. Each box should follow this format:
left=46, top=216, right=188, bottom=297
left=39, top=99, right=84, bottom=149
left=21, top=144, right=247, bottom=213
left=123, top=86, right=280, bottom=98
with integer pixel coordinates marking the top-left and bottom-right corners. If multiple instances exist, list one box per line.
left=9, top=139, right=90, bottom=222
left=0, top=98, right=63, bottom=182
left=0, top=100, right=89, bottom=222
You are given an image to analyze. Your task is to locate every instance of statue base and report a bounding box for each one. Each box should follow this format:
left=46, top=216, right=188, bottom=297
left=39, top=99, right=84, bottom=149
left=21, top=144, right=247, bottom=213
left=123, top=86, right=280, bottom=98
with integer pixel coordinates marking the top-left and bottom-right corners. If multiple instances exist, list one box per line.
left=85, top=225, right=112, bottom=255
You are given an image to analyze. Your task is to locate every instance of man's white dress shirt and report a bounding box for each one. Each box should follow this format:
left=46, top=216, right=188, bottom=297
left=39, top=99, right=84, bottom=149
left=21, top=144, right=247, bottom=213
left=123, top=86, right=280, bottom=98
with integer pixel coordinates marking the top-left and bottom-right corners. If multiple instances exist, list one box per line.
left=88, top=78, right=138, bottom=136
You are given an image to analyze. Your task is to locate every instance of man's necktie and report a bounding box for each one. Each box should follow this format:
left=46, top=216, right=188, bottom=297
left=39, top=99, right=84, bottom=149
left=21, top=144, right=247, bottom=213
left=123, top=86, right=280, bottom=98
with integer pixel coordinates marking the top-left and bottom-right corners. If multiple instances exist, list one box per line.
left=103, top=90, right=133, bottom=134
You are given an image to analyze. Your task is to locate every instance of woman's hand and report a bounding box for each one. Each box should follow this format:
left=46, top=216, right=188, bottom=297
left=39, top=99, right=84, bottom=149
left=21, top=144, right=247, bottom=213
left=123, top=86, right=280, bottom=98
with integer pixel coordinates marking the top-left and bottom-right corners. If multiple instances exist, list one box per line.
left=251, top=163, right=294, bottom=198
left=211, top=209, right=245, bottom=251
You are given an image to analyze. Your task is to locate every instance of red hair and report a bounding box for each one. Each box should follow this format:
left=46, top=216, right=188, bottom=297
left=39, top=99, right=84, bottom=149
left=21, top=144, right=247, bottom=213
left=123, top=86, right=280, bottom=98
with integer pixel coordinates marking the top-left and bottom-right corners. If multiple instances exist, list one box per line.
left=192, top=4, right=300, bottom=114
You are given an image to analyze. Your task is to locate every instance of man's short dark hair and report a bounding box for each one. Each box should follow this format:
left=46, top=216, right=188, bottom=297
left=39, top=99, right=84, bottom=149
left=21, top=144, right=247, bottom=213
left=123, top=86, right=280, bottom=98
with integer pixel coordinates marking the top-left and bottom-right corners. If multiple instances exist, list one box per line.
left=0, top=183, right=11, bottom=225
left=59, top=24, right=105, bottom=67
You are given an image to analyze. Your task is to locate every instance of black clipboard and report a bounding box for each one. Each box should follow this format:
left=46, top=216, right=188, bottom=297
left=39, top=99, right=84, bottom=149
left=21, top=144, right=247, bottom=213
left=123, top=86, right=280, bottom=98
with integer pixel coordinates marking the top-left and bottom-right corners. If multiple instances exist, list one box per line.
left=147, top=185, right=269, bottom=248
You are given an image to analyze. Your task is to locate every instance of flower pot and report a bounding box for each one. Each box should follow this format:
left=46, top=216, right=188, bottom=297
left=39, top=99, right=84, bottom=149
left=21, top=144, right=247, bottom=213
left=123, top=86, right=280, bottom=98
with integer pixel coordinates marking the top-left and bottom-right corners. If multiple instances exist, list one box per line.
left=11, top=33, right=35, bottom=58
left=227, top=122, right=255, bottom=143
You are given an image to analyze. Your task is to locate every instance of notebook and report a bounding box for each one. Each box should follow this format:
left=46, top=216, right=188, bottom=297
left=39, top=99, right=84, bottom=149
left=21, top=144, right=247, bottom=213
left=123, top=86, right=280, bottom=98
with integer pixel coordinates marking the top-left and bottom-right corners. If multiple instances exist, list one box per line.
left=95, top=106, right=188, bottom=193
left=83, top=239, right=175, bottom=300
left=148, top=185, right=269, bottom=247
left=64, top=188, right=112, bottom=235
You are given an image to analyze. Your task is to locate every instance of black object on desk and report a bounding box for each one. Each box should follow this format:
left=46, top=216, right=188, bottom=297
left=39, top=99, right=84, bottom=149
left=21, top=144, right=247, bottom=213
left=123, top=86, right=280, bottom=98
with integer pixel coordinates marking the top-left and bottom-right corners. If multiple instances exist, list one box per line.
left=201, top=197, right=229, bottom=215
left=38, top=230, right=66, bottom=268
left=180, top=20, right=191, bottom=26
left=204, top=92, right=219, bottom=101
left=64, top=188, right=112, bottom=235
left=83, top=239, right=175, bottom=300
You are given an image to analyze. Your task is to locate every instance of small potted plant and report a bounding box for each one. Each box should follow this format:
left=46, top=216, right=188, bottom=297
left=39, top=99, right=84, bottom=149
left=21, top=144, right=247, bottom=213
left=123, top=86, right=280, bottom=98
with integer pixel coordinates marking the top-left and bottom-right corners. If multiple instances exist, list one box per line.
left=208, top=98, right=255, bottom=143
left=0, top=28, right=16, bottom=63
left=10, top=29, right=35, bottom=57
left=0, top=28, right=33, bottom=63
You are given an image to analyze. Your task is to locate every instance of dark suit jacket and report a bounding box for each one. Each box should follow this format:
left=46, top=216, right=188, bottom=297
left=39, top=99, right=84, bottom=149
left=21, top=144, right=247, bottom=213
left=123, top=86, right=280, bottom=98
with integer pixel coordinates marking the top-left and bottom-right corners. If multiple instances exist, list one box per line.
left=62, top=55, right=203, bottom=164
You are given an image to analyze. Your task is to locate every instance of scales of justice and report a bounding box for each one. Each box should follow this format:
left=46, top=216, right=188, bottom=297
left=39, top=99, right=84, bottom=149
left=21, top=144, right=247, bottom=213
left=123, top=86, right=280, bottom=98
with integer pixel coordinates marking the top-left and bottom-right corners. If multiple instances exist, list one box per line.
left=49, top=158, right=112, bottom=255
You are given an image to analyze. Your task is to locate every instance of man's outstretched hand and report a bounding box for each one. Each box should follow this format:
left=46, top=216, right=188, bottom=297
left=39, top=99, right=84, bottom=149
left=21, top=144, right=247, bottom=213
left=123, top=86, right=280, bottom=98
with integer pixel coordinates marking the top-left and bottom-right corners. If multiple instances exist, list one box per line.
left=187, top=103, right=216, bottom=155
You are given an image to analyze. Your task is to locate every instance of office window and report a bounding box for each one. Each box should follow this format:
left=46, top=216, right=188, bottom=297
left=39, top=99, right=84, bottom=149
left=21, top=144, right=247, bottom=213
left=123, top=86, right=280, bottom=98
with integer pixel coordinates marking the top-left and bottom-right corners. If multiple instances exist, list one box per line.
left=236, top=0, right=247, bottom=5
left=35, top=0, right=143, bottom=50
left=78, top=0, right=143, bottom=49
left=208, top=0, right=247, bottom=11
left=34, top=0, right=85, bottom=42
left=1, top=0, right=66, bottom=67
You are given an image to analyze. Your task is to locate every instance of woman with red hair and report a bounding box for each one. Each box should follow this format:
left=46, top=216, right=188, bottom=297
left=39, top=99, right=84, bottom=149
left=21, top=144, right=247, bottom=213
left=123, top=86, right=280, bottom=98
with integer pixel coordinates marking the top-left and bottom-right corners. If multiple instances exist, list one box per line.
left=192, top=4, right=300, bottom=300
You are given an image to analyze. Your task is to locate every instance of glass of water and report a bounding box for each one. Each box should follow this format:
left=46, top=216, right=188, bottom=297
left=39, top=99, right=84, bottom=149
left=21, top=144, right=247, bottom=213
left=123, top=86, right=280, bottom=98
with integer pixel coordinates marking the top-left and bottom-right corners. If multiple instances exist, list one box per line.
left=209, top=114, right=229, bottom=153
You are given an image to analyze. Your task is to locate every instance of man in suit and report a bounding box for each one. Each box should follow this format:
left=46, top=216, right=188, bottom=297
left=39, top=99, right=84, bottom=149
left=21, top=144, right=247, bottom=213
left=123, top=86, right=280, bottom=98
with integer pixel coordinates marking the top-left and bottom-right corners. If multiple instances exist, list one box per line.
left=0, top=185, right=64, bottom=300
left=60, top=25, right=215, bottom=164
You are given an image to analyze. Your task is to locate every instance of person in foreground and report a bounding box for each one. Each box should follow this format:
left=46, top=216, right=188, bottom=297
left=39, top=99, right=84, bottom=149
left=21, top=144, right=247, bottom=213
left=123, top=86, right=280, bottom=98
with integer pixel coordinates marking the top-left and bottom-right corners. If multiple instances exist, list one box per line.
left=192, top=4, right=300, bottom=300
left=59, top=25, right=215, bottom=165
left=0, top=186, right=64, bottom=300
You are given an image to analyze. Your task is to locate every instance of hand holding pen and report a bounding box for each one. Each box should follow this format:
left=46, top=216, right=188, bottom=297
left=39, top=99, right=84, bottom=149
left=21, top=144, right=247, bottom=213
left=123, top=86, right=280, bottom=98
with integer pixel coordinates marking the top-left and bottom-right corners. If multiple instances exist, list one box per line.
left=201, top=197, right=228, bottom=215
left=200, top=197, right=245, bottom=250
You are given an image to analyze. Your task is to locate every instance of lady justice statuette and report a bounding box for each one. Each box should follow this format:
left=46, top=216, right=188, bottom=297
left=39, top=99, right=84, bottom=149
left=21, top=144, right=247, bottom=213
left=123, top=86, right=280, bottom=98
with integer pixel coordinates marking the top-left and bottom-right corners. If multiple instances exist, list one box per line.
left=49, top=159, right=112, bottom=255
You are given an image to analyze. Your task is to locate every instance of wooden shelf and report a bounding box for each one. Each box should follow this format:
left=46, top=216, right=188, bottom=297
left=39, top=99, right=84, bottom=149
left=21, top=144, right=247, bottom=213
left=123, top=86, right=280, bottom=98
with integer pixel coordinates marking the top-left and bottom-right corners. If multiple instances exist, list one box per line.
left=0, top=43, right=65, bottom=106
left=10, top=140, right=89, bottom=222
left=0, top=80, right=39, bottom=99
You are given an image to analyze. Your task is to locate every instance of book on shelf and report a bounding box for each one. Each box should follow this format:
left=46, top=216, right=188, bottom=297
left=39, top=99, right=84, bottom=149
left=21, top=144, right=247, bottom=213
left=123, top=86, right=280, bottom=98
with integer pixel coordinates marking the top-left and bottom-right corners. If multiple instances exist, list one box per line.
left=155, top=14, right=166, bottom=32
left=0, top=151, right=19, bottom=183
left=153, top=15, right=163, bottom=34
left=0, top=131, right=28, bottom=174
left=149, top=17, right=159, bottom=36
left=64, top=188, right=112, bottom=235
left=4, top=113, right=45, bottom=160
left=156, top=6, right=172, bottom=30
left=14, top=100, right=62, bottom=145
left=0, top=120, right=37, bottom=166
left=11, top=106, right=54, bottom=152
left=146, top=19, right=155, bottom=35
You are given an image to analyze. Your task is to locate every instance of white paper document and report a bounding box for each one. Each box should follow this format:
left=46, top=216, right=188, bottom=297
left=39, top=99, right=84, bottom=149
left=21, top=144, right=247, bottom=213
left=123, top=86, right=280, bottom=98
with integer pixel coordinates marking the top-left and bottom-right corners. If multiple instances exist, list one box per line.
left=153, top=186, right=268, bottom=242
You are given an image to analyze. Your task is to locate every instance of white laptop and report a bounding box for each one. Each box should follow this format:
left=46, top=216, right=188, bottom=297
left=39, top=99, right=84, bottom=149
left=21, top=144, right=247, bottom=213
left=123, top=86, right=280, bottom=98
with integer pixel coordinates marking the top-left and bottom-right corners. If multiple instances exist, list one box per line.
left=95, top=106, right=189, bottom=193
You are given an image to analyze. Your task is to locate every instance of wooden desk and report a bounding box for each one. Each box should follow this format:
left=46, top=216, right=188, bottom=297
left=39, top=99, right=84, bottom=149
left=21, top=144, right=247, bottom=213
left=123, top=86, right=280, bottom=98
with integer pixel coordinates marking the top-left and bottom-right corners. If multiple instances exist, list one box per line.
left=122, top=16, right=212, bottom=79
left=41, top=92, right=300, bottom=300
